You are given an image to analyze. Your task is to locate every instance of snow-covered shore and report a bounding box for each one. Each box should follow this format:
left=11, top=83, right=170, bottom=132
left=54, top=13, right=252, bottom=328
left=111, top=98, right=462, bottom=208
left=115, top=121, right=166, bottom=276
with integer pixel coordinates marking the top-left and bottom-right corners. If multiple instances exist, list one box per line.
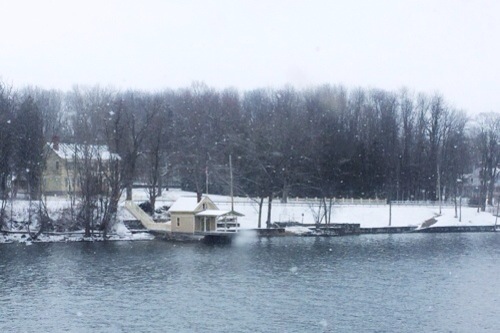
left=138, top=189, right=497, bottom=229
left=0, top=228, right=154, bottom=244
left=1, top=189, right=498, bottom=243
left=122, top=189, right=498, bottom=236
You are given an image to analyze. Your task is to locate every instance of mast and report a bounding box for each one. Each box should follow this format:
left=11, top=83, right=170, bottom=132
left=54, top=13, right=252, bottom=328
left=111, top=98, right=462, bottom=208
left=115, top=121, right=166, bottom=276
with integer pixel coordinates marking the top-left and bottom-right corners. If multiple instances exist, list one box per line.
left=205, top=164, right=209, bottom=194
left=229, top=154, right=234, bottom=212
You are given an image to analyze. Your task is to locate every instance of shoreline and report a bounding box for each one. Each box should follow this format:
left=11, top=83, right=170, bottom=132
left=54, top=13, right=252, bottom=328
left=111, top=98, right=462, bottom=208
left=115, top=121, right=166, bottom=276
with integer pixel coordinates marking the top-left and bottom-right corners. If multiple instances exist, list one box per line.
left=2, top=223, right=498, bottom=244
left=1, top=191, right=499, bottom=244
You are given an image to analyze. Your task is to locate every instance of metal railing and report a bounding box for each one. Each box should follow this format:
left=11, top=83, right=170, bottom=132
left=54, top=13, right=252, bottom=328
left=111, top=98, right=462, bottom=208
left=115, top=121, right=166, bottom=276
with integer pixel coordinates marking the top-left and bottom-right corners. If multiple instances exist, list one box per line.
left=212, top=197, right=463, bottom=207
left=212, top=197, right=387, bottom=206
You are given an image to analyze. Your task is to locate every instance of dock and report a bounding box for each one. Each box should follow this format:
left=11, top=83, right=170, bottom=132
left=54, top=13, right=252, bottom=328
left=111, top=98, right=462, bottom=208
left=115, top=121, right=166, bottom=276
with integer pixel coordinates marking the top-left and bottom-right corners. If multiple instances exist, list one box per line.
left=415, top=225, right=496, bottom=233
left=273, top=221, right=497, bottom=236
left=359, top=226, right=417, bottom=234
left=194, top=231, right=238, bottom=244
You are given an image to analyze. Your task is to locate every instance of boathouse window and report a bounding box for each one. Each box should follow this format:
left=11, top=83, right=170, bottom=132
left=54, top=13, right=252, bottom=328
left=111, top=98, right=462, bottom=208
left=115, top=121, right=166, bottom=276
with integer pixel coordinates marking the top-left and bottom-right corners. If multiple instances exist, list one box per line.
left=56, top=161, right=59, bottom=171
left=176, top=217, right=180, bottom=227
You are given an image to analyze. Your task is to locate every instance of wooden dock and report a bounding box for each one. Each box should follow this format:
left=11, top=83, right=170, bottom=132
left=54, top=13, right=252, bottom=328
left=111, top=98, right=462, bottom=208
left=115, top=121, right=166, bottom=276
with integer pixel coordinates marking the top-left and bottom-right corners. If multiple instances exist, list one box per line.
left=194, top=231, right=238, bottom=244
left=359, top=226, right=417, bottom=234
left=415, top=225, right=496, bottom=233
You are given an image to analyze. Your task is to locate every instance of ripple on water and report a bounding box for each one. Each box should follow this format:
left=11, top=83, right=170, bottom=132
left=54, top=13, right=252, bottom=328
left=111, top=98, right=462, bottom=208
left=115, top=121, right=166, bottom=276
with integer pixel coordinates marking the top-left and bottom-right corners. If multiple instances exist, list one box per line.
left=1, top=234, right=500, bottom=332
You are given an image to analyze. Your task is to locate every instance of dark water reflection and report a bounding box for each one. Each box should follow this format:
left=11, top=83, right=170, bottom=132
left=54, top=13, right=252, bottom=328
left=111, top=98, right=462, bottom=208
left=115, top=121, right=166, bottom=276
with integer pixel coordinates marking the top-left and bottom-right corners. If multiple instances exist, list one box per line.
left=1, top=233, right=500, bottom=332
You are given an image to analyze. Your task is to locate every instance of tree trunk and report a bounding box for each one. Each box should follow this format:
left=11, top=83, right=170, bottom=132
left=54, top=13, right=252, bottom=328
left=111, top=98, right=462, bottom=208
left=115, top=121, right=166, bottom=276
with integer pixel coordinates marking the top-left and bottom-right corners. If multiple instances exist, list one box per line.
left=487, top=169, right=497, bottom=206
left=328, top=198, right=333, bottom=225
left=454, top=187, right=458, bottom=218
left=257, top=196, right=264, bottom=229
left=150, top=195, right=156, bottom=213
left=266, top=194, right=273, bottom=228
left=84, top=206, right=91, bottom=238
left=321, top=197, right=327, bottom=224
left=32, top=200, right=50, bottom=240
left=126, top=184, right=133, bottom=201
left=158, top=175, right=162, bottom=196
left=281, top=182, right=288, bottom=203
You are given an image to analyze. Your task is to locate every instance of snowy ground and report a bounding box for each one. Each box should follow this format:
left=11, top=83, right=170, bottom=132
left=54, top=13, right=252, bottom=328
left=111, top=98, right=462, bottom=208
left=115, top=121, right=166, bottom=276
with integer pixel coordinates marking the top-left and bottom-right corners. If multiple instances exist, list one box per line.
left=1, top=188, right=498, bottom=243
left=126, top=188, right=499, bottom=230
left=0, top=229, right=154, bottom=244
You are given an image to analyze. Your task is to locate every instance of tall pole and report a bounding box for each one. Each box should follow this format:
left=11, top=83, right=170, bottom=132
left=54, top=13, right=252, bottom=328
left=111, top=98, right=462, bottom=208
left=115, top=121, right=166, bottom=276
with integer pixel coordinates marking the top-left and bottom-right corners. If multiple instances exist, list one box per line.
left=495, top=196, right=499, bottom=229
left=437, top=163, right=442, bottom=215
left=459, top=195, right=462, bottom=222
left=459, top=178, right=462, bottom=222
left=389, top=197, right=392, bottom=227
left=229, top=154, right=234, bottom=212
left=205, top=165, right=209, bottom=194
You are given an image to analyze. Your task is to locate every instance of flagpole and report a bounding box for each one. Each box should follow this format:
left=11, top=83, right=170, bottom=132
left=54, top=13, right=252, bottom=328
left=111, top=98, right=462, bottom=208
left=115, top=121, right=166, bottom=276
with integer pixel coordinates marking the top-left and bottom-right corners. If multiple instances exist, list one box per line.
left=229, top=154, right=234, bottom=212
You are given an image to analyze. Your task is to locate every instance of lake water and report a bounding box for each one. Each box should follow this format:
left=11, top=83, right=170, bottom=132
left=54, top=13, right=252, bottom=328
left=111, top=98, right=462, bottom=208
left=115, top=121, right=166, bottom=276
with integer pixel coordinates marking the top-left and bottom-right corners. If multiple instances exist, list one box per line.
left=1, top=233, right=500, bottom=332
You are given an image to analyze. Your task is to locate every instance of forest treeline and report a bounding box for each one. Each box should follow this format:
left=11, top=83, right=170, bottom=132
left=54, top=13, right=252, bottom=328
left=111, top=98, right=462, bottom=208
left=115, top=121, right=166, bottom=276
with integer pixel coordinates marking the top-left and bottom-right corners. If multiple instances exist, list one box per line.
left=1, top=81, right=499, bottom=223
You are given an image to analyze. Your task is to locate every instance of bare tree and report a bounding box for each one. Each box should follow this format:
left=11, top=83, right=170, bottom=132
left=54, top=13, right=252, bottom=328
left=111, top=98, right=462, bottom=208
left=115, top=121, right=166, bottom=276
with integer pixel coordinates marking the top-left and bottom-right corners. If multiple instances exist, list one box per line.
left=14, top=95, right=45, bottom=200
left=67, top=86, right=115, bottom=144
left=141, top=94, right=172, bottom=211
left=0, top=82, right=14, bottom=230
left=398, top=88, right=416, bottom=200
left=171, top=83, right=221, bottom=202
left=20, top=87, right=67, bottom=140
left=473, top=113, right=500, bottom=210
left=97, top=151, right=122, bottom=238
left=113, top=91, right=159, bottom=200
left=72, top=144, right=121, bottom=238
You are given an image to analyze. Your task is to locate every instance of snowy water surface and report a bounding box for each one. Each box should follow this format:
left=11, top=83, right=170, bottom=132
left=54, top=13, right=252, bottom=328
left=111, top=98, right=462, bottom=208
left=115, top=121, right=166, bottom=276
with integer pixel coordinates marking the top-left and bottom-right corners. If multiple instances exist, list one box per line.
left=1, top=233, right=500, bottom=332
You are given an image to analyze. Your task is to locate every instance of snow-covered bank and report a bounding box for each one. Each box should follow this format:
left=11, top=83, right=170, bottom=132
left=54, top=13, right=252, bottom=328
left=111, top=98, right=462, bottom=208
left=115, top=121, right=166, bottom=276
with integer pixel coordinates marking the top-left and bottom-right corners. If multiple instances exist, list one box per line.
left=120, top=189, right=495, bottom=229
left=1, top=189, right=498, bottom=243
left=127, top=189, right=497, bottom=230
left=0, top=220, right=154, bottom=244
left=0, top=231, right=154, bottom=244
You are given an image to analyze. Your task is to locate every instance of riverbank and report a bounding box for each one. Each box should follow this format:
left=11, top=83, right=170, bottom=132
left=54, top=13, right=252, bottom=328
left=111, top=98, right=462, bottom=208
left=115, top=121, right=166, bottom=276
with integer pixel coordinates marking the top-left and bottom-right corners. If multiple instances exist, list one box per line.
left=121, top=189, right=499, bottom=229
left=0, top=223, right=154, bottom=244
left=1, top=189, right=498, bottom=243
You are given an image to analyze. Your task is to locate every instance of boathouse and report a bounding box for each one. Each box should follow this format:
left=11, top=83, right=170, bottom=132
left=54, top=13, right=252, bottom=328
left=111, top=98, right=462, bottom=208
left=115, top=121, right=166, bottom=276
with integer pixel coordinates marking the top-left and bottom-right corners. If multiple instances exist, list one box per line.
left=169, top=196, right=238, bottom=234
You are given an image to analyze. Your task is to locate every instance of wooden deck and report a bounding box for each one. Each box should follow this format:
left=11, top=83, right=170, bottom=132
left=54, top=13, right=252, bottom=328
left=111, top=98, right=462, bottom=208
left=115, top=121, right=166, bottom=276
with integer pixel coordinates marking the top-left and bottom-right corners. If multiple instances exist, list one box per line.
left=194, top=231, right=238, bottom=244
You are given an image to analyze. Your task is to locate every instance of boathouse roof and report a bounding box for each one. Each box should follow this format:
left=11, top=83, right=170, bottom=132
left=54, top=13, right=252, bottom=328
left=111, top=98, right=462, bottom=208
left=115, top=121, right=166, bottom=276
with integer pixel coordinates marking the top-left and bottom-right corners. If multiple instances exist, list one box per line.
left=168, top=196, right=217, bottom=213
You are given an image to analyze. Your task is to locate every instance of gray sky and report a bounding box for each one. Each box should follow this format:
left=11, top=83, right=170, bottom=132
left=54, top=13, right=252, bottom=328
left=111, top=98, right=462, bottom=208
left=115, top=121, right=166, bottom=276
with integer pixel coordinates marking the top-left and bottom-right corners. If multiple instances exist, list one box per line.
left=1, top=0, right=499, bottom=115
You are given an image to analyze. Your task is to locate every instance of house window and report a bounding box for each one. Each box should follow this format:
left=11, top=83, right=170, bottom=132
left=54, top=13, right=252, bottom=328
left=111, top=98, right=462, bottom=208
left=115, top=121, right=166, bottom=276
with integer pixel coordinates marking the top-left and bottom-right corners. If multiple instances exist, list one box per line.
left=176, top=217, right=180, bottom=227
left=202, top=203, right=207, bottom=210
left=55, top=161, right=59, bottom=171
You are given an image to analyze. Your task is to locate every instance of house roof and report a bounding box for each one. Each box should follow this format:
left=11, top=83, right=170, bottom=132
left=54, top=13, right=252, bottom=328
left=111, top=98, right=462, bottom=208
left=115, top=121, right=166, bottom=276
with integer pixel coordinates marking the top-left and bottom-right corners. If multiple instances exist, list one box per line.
left=169, top=196, right=217, bottom=213
left=48, top=142, right=120, bottom=161
left=169, top=196, right=244, bottom=217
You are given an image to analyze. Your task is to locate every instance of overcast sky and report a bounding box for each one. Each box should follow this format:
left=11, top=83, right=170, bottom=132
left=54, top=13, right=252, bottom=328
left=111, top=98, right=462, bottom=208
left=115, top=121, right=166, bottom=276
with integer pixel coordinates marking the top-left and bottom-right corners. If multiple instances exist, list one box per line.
left=1, top=0, right=499, bottom=115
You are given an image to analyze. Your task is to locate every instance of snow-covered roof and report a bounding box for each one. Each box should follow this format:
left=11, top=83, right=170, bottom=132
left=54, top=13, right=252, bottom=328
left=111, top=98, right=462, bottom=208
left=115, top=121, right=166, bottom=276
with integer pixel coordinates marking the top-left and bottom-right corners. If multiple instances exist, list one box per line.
left=168, top=197, right=199, bottom=212
left=168, top=196, right=218, bottom=212
left=48, top=142, right=120, bottom=161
